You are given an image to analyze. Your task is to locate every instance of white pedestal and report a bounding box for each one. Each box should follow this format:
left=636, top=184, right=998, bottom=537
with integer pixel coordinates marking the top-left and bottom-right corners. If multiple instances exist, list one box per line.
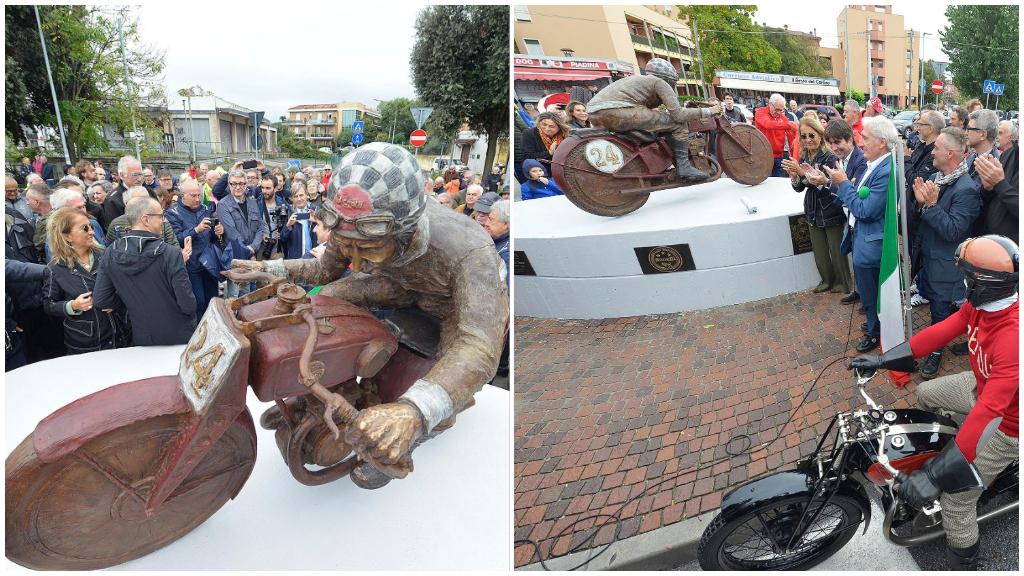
left=514, top=177, right=821, bottom=319
left=5, top=347, right=510, bottom=570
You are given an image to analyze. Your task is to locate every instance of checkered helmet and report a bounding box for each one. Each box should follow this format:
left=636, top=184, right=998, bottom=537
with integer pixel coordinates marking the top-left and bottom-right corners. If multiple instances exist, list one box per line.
left=644, top=58, right=678, bottom=85
left=319, top=142, right=426, bottom=239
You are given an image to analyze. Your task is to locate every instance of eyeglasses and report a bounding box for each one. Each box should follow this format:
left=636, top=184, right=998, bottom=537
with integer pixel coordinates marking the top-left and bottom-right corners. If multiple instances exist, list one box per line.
left=79, top=223, right=94, bottom=232
left=799, top=133, right=818, bottom=140
left=966, top=127, right=985, bottom=132
left=146, top=212, right=165, bottom=220
left=229, top=182, right=246, bottom=187
left=128, top=172, right=143, bottom=178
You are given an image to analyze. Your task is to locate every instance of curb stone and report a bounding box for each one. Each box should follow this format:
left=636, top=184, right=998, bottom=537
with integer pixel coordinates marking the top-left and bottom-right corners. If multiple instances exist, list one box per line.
left=520, top=511, right=717, bottom=571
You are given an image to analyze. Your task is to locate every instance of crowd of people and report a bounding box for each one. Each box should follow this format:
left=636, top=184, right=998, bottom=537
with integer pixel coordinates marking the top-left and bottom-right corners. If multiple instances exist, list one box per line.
left=6, top=153, right=511, bottom=371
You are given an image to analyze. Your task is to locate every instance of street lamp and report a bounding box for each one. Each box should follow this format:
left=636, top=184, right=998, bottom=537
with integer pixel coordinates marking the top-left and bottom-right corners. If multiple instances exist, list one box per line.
left=917, top=32, right=929, bottom=111
left=177, top=87, right=197, bottom=163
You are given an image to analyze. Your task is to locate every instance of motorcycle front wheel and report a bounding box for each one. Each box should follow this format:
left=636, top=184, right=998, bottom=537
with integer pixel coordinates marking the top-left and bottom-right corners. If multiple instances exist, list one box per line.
left=6, top=412, right=257, bottom=570
left=697, top=494, right=863, bottom=570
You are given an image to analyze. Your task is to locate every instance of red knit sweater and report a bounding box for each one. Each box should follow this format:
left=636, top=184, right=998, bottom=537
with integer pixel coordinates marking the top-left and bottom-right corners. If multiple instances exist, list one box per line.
left=908, top=301, right=1019, bottom=462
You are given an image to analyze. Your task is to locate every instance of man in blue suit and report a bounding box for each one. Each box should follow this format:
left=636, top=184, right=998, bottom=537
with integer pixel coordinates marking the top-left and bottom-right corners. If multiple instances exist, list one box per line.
left=823, top=116, right=899, bottom=352
left=818, top=119, right=868, bottom=306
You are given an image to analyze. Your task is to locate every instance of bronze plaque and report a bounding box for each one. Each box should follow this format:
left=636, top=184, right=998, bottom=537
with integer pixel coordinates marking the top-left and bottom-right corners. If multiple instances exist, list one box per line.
left=634, top=244, right=695, bottom=274
left=789, top=215, right=812, bottom=255
left=514, top=251, right=536, bottom=276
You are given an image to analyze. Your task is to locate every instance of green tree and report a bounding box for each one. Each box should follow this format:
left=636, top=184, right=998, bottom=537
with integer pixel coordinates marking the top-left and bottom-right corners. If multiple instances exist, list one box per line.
left=5, top=6, right=166, bottom=159
left=372, top=97, right=421, bottom=144
left=410, top=5, right=508, bottom=172
left=847, top=88, right=865, bottom=105
left=675, top=6, right=781, bottom=83
left=762, top=27, right=829, bottom=77
left=941, top=5, right=1018, bottom=110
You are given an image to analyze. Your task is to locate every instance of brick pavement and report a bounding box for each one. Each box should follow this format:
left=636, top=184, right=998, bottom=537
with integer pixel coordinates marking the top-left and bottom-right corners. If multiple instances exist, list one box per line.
left=513, top=291, right=970, bottom=567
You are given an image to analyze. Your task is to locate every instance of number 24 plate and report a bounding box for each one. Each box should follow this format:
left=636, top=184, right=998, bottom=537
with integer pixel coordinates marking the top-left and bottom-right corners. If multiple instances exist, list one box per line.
left=584, top=139, right=625, bottom=174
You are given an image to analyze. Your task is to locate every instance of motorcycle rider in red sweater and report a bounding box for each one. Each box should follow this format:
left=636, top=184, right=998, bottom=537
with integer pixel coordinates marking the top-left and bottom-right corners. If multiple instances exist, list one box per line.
left=851, top=235, right=1018, bottom=570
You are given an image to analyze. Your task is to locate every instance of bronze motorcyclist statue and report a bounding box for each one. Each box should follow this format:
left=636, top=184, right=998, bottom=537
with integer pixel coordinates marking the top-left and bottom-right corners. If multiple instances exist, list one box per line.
left=586, top=57, right=722, bottom=182
left=230, top=143, right=509, bottom=489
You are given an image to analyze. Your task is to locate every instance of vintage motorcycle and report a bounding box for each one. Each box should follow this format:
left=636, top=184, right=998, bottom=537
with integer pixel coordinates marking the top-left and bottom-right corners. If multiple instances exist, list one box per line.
left=549, top=104, right=774, bottom=217
left=6, top=273, right=447, bottom=570
left=697, top=369, right=1019, bottom=570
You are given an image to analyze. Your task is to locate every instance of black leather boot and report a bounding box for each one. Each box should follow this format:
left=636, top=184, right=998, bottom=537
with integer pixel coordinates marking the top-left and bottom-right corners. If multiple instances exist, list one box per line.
left=946, top=541, right=980, bottom=570
left=922, top=350, right=942, bottom=379
left=667, top=135, right=707, bottom=182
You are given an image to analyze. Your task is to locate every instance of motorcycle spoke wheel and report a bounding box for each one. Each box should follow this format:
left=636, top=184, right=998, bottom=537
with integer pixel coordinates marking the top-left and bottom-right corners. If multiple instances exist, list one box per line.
left=6, top=413, right=256, bottom=570
left=718, top=124, right=774, bottom=186
left=559, top=138, right=654, bottom=217
left=698, top=494, right=863, bottom=570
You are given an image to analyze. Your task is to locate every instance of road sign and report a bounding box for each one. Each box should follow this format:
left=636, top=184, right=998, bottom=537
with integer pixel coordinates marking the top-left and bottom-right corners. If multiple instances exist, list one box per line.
left=352, top=132, right=364, bottom=146
left=994, top=84, right=1005, bottom=96
left=352, top=121, right=364, bottom=134
left=410, top=107, right=433, bottom=129
left=931, top=80, right=943, bottom=94
left=285, top=159, right=302, bottom=170
left=409, top=129, right=427, bottom=148
left=983, top=79, right=997, bottom=94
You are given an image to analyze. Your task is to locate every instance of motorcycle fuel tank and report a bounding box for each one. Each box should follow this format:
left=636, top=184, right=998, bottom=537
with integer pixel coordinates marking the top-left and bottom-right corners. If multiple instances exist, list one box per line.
left=863, top=409, right=959, bottom=486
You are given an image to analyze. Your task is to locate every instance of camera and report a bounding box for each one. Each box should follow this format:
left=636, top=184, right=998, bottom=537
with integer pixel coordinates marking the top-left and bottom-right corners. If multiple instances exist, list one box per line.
left=210, top=212, right=225, bottom=249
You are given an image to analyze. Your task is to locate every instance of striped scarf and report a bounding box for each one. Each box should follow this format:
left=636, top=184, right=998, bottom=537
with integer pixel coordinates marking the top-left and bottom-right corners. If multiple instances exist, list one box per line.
left=934, top=159, right=969, bottom=187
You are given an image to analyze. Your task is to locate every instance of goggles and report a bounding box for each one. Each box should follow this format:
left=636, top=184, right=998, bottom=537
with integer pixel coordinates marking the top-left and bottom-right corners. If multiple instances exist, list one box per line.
left=954, top=237, right=1019, bottom=282
left=338, top=213, right=396, bottom=238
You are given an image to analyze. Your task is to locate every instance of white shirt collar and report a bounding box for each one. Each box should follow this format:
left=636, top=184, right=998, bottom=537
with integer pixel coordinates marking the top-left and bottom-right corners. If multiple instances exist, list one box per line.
left=978, top=293, right=1018, bottom=312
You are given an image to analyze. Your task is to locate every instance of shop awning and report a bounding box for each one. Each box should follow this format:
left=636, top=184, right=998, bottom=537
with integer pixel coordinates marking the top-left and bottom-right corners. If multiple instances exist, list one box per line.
left=515, top=68, right=611, bottom=82
left=719, top=77, right=840, bottom=97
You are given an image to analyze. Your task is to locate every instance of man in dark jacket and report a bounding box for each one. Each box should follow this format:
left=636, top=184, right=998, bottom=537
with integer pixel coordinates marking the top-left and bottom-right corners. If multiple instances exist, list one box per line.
left=973, top=133, right=1018, bottom=243
left=93, top=196, right=197, bottom=345
left=910, top=127, right=982, bottom=377
left=166, top=180, right=225, bottom=320
left=484, top=165, right=504, bottom=193
left=219, top=170, right=269, bottom=259
left=102, top=155, right=155, bottom=224
left=905, top=110, right=943, bottom=271
left=823, top=119, right=868, bottom=305
left=722, top=93, right=747, bottom=124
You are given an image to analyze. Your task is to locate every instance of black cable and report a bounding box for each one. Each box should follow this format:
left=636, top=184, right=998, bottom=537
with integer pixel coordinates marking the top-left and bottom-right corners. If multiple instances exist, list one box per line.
left=514, top=299, right=860, bottom=569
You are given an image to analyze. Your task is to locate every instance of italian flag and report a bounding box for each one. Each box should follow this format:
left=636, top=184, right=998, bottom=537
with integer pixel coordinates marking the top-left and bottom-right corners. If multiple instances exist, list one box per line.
left=878, top=155, right=910, bottom=386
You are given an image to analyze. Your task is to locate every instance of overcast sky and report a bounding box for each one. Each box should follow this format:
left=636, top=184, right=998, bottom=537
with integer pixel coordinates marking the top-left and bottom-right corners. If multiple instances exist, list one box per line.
left=755, top=3, right=951, bottom=62
left=135, top=2, right=424, bottom=120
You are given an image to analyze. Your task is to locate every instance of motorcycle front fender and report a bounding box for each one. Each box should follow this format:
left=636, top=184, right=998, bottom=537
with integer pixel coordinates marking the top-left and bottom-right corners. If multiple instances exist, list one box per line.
left=33, top=375, right=192, bottom=464
left=720, top=470, right=873, bottom=535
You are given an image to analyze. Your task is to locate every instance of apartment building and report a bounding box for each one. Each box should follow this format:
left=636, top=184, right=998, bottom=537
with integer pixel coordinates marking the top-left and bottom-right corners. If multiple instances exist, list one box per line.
left=286, top=102, right=382, bottom=145
left=514, top=5, right=703, bottom=110
left=832, top=5, right=922, bottom=108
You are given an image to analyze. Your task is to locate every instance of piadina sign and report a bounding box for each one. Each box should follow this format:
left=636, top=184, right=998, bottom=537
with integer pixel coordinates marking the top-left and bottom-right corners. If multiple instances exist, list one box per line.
left=717, top=70, right=839, bottom=87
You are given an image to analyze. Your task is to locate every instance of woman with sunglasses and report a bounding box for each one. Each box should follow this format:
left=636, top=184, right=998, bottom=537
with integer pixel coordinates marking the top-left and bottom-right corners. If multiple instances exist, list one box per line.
left=783, top=115, right=850, bottom=294
left=41, top=207, right=121, bottom=354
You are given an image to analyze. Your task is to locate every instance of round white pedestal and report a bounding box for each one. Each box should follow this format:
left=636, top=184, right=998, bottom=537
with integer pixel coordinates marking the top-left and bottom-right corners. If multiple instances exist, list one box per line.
left=514, top=177, right=822, bottom=319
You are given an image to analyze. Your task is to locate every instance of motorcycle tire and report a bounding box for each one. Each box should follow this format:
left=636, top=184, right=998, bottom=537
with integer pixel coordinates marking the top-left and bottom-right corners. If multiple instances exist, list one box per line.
left=697, top=493, right=863, bottom=571
left=717, top=123, right=774, bottom=186
left=6, top=411, right=257, bottom=570
left=559, top=139, right=651, bottom=217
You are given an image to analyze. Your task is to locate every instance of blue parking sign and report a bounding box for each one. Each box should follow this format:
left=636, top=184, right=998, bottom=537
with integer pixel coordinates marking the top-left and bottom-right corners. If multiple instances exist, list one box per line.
left=983, top=79, right=997, bottom=94
left=353, top=121, right=364, bottom=134
left=352, top=132, right=364, bottom=146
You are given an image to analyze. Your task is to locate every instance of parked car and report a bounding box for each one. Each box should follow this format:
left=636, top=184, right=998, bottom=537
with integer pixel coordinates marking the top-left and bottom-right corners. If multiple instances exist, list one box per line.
left=798, top=104, right=842, bottom=123
left=891, top=110, right=919, bottom=139
left=432, top=157, right=467, bottom=173
left=732, top=103, right=754, bottom=123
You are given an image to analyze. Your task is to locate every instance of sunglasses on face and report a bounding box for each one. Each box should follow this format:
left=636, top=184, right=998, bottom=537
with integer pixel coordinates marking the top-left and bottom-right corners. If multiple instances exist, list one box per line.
left=800, top=133, right=818, bottom=140
left=78, top=223, right=94, bottom=232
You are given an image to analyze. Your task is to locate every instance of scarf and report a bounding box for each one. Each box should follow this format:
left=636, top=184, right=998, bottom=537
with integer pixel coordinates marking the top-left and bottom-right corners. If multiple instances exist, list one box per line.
left=539, top=130, right=564, bottom=154
left=934, top=159, right=969, bottom=187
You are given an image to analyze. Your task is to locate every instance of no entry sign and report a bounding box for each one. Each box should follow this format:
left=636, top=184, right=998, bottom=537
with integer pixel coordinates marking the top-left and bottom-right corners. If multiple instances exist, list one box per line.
left=409, top=129, right=427, bottom=148
left=931, top=80, right=943, bottom=94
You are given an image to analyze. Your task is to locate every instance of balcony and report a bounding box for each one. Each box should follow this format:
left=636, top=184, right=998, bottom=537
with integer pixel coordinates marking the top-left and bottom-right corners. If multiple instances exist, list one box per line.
left=309, top=119, right=336, bottom=125
left=630, top=32, right=650, bottom=45
left=870, top=49, right=885, bottom=59
left=870, top=30, right=884, bottom=41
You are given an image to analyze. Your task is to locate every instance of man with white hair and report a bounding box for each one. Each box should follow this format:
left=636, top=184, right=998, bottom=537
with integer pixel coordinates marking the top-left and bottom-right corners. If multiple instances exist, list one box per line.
left=822, top=115, right=898, bottom=352
left=972, top=120, right=1019, bottom=243
left=965, top=109, right=1000, bottom=184
left=787, top=99, right=801, bottom=121
left=102, top=155, right=154, bottom=224
left=910, top=127, right=982, bottom=377
left=842, top=99, right=864, bottom=146
left=754, top=93, right=798, bottom=178
left=49, top=182, right=105, bottom=244
left=6, top=174, right=32, bottom=222
left=484, top=199, right=510, bottom=288
left=996, top=120, right=1017, bottom=154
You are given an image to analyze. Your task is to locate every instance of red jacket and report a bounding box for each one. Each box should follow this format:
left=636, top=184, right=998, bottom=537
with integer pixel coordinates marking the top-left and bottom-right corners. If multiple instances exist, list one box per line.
left=850, top=115, right=864, bottom=147
left=754, top=107, right=797, bottom=159
left=909, top=300, right=1018, bottom=462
